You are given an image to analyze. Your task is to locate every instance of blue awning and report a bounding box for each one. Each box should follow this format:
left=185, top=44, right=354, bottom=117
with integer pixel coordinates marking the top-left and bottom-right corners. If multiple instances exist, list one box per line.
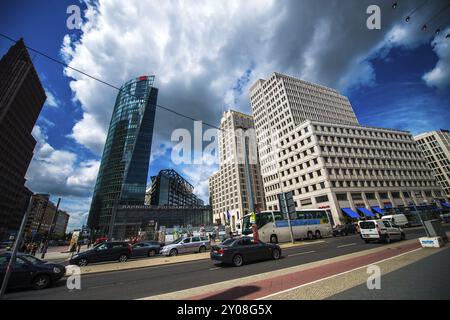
left=342, top=208, right=360, bottom=219
left=372, top=206, right=383, bottom=215
left=357, top=207, right=375, bottom=218
left=443, top=202, right=450, bottom=208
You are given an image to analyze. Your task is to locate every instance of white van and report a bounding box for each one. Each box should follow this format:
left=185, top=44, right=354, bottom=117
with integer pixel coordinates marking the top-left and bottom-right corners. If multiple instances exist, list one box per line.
left=381, top=214, right=409, bottom=227
left=358, top=220, right=405, bottom=243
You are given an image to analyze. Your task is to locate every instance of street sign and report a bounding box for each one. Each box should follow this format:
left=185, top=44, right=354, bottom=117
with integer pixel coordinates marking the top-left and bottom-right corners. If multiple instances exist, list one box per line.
left=278, top=191, right=296, bottom=218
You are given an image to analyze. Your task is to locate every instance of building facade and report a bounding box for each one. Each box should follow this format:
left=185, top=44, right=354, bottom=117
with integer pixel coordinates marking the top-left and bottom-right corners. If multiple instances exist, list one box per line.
left=209, top=110, right=266, bottom=232
left=88, top=76, right=158, bottom=236
left=111, top=205, right=213, bottom=240
left=414, top=130, right=450, bottom=200
left=0, top=39, right=46, bottom=240
left=54, top=210, right=70, bottom=236
left=146, top=169, right=204, bottom=207
left=249, top=72, right=446, bottom=225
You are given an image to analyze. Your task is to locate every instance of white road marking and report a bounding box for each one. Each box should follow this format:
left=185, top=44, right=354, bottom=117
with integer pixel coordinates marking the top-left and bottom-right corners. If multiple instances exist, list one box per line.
left=288, top=250, right=316, bottom=257
left=256, top=247, right=422, bottom=300
left=337, top=243, right=357, bottom=248
left=208, top=267, right=221, bottom=271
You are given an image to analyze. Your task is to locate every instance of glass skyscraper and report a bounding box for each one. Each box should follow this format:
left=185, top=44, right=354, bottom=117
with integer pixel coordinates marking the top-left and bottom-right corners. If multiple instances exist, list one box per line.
left=87, top=76, right=158, bottom=237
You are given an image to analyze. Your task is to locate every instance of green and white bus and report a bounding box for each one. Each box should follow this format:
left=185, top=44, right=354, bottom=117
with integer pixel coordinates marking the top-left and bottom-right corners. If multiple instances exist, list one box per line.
left=242, top=209, right=332, bottom=243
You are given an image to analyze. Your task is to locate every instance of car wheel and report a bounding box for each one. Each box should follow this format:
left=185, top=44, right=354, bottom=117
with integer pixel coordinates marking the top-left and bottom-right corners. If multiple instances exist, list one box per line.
left=401, top=232, right=406, bottom=241
left=119, top=254, right=128, bottom=263
left=272, top=248, right=281, bottom=260
left=385, top=235, right=391, bottom=244
left=364, top=239, right=370, bottom=244
left=169, top=249, right=178, bottom=256
left=232, top=254, right=244, bottom=267
left=78, top=258, right=88, bottom=266
left=32, top=274, right=51, bottom=290
left=148, top=249, right=156, bottom=257
left=270, top=235, right=278, bottom=244
left=315, top=230, right=322, bottom=239
left=307, top=231, right=314, bottom=240
left=199, top=246, right=206, bottom=253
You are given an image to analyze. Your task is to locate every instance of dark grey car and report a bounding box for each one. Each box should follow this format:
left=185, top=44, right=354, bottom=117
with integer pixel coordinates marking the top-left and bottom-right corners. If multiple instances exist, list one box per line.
left=131, top=241, right=161, bottom=258
left=211, top=236, right=281, bottom=267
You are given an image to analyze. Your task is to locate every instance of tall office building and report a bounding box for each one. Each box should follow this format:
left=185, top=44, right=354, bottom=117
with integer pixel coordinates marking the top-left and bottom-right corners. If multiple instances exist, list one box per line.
left=145, top=169, right=204, bottom=207
left=88, top=76, right=158, bottom=236
left=414, top=130, right=450, bottom=200
left=249, top=72, right=445, bottom=225
left=209, top=110, right=266, bottom=232
left=0, top=38, right=46, bottom=239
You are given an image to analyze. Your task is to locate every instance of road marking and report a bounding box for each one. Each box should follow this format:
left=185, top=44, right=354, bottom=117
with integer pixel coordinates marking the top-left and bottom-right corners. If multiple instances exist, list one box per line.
left=256, top=247, right=422, bottom=300
left=288, top=250, right=316, bottom=257
left=209, top=267, right=221, bottom=271
left=337, top=243, right=357, bottom=248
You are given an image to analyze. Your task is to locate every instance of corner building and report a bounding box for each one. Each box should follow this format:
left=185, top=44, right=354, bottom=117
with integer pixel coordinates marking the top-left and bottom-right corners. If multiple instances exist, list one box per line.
left=249, top=72, right=445, bottom=225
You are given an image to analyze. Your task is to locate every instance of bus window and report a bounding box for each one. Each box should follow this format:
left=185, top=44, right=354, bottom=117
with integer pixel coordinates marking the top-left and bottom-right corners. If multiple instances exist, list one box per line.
left=273, top=211, right=284, bottom=221
left=296, top=211, right=305, bottom=220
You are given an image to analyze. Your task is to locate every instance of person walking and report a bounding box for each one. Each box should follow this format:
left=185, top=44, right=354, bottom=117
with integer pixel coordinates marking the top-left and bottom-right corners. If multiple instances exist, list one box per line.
left=31, top=243, right=38, bottom=256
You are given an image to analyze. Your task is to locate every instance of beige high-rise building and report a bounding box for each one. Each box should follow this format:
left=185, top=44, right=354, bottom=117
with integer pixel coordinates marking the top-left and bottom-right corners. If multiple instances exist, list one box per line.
left=209, top=110, right=266, bottom=232
left=249, top=72, right=446, bottom=225
left=414, top=130, right=450, bottom=200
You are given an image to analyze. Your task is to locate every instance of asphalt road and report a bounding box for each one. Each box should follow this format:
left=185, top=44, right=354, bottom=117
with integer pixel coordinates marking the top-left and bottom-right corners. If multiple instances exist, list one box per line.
left=5, top=225, right=449, bottom=300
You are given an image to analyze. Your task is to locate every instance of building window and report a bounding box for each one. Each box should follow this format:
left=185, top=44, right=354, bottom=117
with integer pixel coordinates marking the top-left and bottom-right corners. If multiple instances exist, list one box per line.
left=336, top=193, right=347, bottom=201
left=315, top=195, right=329, bottom=203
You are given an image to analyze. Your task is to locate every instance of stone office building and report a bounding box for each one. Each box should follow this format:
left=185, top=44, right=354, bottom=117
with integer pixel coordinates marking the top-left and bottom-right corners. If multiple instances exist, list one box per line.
left=249, top=72, right=446, bottom=225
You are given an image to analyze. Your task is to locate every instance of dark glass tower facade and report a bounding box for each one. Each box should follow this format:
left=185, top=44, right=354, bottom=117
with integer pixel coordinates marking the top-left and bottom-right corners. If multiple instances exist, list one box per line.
left=0, top=39, right=46, bottom=240
left=87, top=76, right=158, bottom=236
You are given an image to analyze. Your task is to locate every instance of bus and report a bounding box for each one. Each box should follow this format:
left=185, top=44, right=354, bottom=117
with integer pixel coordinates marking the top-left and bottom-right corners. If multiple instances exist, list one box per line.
left=242, top=209, right=332, bottom=243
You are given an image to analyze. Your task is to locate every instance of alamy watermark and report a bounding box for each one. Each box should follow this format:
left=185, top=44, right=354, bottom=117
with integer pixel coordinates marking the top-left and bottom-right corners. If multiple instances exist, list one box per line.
left=366, top=264, right=381, bottom=290
left=66, top=265, right=81, bottom=290
left=367, top=5, right=381, bottom=30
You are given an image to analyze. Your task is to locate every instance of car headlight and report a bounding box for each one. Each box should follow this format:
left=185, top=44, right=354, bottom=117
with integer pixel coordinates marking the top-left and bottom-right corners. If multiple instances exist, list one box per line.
left=53, top=267, right=62, bottom=274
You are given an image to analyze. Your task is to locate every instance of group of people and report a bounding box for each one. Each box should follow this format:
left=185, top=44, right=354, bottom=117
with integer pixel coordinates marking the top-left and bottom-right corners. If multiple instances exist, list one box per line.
left=19, top=242, right=41, bottom=255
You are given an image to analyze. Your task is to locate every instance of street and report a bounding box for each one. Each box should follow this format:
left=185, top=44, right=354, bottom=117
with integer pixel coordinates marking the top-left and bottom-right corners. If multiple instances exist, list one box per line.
left=4, top=225, right=448, bottom=300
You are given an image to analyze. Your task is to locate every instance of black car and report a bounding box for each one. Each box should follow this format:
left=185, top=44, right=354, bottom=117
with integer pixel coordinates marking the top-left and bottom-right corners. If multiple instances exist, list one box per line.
left=0, top=253, right=66, bottom=290
left=210, top=236, right=281, bottom=267
left=332, top=223, right=357, bottom=236
left=69, top=241, right=132, bottom=266
left=131, top=241, right=161, bottom=258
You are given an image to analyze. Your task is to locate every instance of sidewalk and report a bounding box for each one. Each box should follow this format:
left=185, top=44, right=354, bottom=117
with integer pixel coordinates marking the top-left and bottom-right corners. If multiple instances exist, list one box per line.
left=70, top=240, right=324, bottom=275
left=139, top=236, right=448, bottom=300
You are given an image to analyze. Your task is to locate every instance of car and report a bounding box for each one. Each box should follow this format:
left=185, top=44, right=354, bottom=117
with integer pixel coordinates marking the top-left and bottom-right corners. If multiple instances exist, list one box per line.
left=160, top=236, right=210, bottom=256
left=211, top=236, right=281, bottom=267
left=381, top=214, right=409, bottom=227
left=332, top=223, right=357, bottom=236
left=131, top=241, right=161, bottom=258
left=358, top=220, right=405, bottom=244
left=0, top=253, right=66, bottom=290
left=69, top=241, right=132, bottom=266
left=93, top=236, right=108, bottom=246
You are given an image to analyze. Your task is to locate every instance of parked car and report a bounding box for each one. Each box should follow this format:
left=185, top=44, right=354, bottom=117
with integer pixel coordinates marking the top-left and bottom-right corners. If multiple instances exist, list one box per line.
left=0, top=253, right=66, bottom=290
left=332, top=223, right=357, bottom=236
left=69, top=241, right=132, bottom=266
left=160, top=236, right=210, bottom=256
left=211, top=236, right=281, bottom=267
left=381, top=214, right=409, bottom=227
left=358, top=220, right=405, bottom=244
left=131, top=241, right=161, bottom=258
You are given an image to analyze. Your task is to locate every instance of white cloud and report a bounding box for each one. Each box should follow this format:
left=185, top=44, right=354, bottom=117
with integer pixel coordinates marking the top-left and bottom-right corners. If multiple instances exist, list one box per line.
left=44, top=87, right=59, bottom=107
left=423, top=27, right=450, bottom=90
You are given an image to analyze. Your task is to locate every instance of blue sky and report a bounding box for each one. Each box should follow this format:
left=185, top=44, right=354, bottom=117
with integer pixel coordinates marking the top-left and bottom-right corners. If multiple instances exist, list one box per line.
left=1, top=0, right=449, bottom=231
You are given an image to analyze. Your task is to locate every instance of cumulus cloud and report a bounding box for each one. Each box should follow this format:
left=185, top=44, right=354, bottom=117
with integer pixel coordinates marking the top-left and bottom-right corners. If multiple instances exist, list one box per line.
left=26, top=126, right=99, bottom=198
left=423, top=27, right=450, bottom=90
left=53, top=0, right=449, bottom=211
left=44, top=87, right=59, bottom=107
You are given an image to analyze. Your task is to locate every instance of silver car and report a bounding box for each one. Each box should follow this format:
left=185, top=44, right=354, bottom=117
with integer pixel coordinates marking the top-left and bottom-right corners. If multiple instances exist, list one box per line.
left=160, top=236, right=210, bottom=256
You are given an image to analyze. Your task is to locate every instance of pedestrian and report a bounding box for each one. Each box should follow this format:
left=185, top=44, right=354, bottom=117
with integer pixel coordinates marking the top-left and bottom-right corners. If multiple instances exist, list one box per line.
left=87, top=239, right=91, bottom=249
left=77, top=240, right=82, bottom=253
left=26, top=243, right=33, bottom=254
left=31, top=243, right=38, bottom=256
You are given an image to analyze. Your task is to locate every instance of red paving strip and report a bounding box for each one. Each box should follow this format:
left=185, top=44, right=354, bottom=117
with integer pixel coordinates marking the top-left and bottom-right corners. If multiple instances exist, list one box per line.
left=189, top=242, right=421, bottom=300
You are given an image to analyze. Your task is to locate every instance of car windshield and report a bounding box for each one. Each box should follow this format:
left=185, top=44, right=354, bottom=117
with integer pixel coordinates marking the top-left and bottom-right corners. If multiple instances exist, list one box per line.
left=171, top=238, right=184, bottom=244
left=20, top=255, right=44, bottom=265
left=359, top=221, right=376, bottom=229
left=221, top=239, right=235, bottom=246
